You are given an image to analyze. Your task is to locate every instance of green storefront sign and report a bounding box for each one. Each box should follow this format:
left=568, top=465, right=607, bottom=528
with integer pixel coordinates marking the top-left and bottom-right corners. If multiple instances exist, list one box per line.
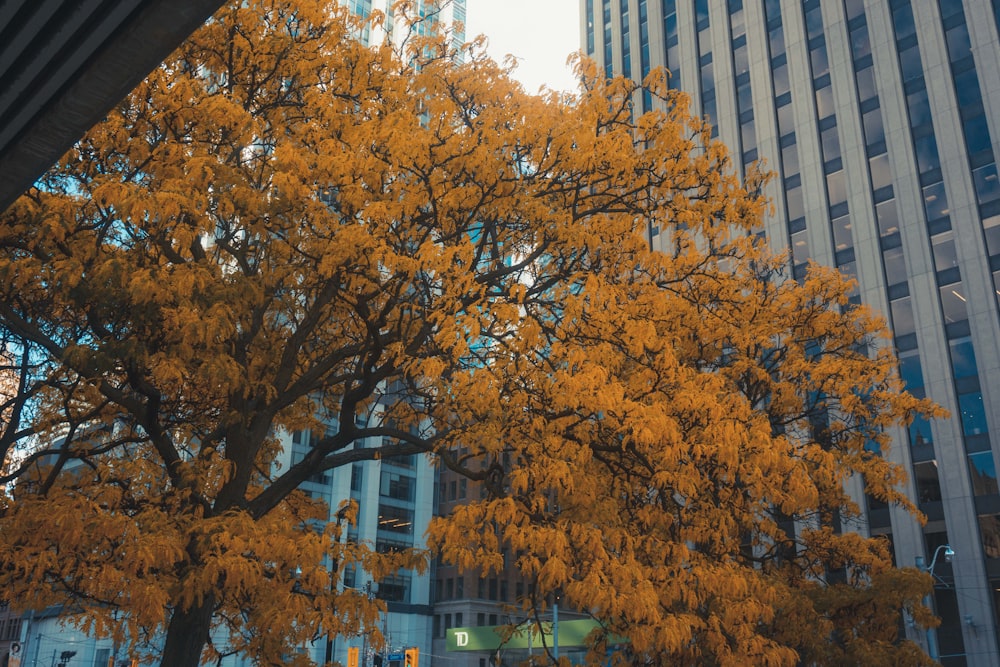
left=446, top=619, right=619, bottom=652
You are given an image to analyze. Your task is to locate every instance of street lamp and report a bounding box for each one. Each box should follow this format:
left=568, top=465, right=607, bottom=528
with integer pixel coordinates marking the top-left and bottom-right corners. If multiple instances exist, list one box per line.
left=916, top=544, right=954, bottom=662
left=360, top=582, right=375, bottom=667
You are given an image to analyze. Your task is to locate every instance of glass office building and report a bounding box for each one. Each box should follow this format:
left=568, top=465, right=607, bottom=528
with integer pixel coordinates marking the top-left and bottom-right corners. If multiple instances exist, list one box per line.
left=582, top=1, right=1000, bottom=664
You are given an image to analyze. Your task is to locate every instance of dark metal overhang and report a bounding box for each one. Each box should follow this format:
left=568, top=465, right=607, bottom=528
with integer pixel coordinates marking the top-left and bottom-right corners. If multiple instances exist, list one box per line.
left=0, top=0, right=227, bottom=212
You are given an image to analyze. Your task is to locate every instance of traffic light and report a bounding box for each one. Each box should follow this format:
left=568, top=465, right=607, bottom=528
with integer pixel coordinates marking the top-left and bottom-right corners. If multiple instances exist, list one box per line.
left=404, top=647, right=419, bottom=667
left=346, top=647, right=359, bottom=667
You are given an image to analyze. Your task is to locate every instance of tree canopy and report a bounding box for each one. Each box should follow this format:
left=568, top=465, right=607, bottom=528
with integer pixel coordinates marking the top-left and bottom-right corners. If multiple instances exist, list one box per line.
left=0, top=1, right=939, bottom=665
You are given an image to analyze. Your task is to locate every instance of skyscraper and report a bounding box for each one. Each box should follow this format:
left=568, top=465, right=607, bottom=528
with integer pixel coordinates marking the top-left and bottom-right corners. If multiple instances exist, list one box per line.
left=583, top=1, right=1000, bottom=665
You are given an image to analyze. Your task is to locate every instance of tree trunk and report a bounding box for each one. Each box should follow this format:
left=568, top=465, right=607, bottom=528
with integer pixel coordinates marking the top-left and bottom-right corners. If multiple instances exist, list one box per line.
left=159, top=595, right=215, bottom=667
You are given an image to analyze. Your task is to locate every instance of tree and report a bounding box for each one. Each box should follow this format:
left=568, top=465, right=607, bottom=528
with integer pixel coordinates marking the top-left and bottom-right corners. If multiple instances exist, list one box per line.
left=0, top=0, right=939, bottom=665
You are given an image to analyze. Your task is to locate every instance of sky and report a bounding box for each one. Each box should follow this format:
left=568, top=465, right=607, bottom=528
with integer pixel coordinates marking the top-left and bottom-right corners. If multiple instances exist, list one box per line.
left=464, top=0, right=582, bottom=94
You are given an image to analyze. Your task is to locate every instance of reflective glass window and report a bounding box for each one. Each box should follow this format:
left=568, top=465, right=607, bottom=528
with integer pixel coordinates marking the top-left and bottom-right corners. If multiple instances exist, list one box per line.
left=883, top=245, right=907, bottom=286
left=906, top=88, right=933, bottom=127
left=983, top=214, right=1000, bottom=257
left=974, top=164, right=1000, bottom=205
left=811, top=46, right=829, bottom=78
left=815, top=84, right=835, bottom=119
left=959, top=391, right=988, bottom=436
left=785, top=184, right=804, bottom=221
left=932, top=233, right=959, bottom=272
left=805, top=6, right=823, bottom=39
left=737, top=80, right=753, bottom=111
left=845, top=0, right=865, bottom=20
left=914, top=461, right=942, bottom=501
left=777, top=102, right=795, bottom=137
left=790, top=229, right=810, bottom=263
left=915, top=135, right=941, bottom=173
left=949, top=336, right=979, bottom=379
left=782, top=143, right=800, bottom=176
left=851, top=25, right=872, bottom=60
left=940, top=282, right=970, bottom=324
left=924, top=181, right=950, bottom=221
left=856, top=66, right=876, bottom=102
left=899, top=45, right=923, bottom=82
left=821, top=125, right=841, bottom=162
left=769, top=26, right=785, bottom=57
left=892, top=5, right=916, bottom=40
left=773, top=62, right=790, bottom=96
left=964, top=114, right=993, bottom=156
left=832, top=214, right=852, bottom=251
left=910, top=414, right=934, bottom=447
left=891, top=297, right=916, bottom=337
left=898, top=349, right=925, bottom=389
left=863, top=108, right=885, bottom=148
left=954, top=69, right=982, bottom=107
left=870, top=153, right=893, bottom=191
left=701, top=62, right=715, bottom=94
left=827, top=171, right=846, bottom=207
left=980, top=515, right=1000, bottom=559
left=741, top=119, right=756, bottom=151
left=945, top=23, right=972, bottom=62
left=877, top=199, right=899, bottom=236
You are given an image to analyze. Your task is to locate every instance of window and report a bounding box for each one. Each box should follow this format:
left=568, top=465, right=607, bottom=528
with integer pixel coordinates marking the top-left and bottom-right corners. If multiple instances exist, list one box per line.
left=923, top=181, right=950, bottom=222
left=945, top=23, right=972, bottom=62
left=869, top=153, right=892, bottom=191
left=768, top=26, right=785, bottom=57
left=876, top=199, right=899, bottom=236
left=855, top=67, right=876, bottom=102
left=379, top=573, right=412, bottom=603
left=898, top=350, right=924, bottom=391
left=973, top=164, right=999, bottom=208
left=810, top=46, right=829, bottom=78
left=821, top=125, right=841, bottom=162
left=862, top=108, right=885, bottom=148
left=898, top=45, right=923, bottom=82
left=785, top=184, right=804, bottom=222
left=959, top=391, right=988, bottom=435
left=906, top=87, right=932, bottom=127
left=790, top=229, right=810, bottom=264
left=804, top=5, right=823, bottom=39
left=827, top=171, right=846, bottom=207
left=932, top=233, right=959, bottom=272
left=949, top=337, right=979, bottom=379
left=969, top=452, right=999, bottom=496
left=377, top=504, right=414, bottom=535
left=913, top=461, right=942, bottom=502
left=814, top=84, right=834, bottom=119
left=850, top=24, right=871, bottom=59
left=980, top=514, right=1000, bottom=558
left=892, top=5, right=916, bottom=39
left=914, top=135, right=941, bottom=173
left=890, top=297, right=916, bottom=338
left=964, top=114, right=992, bottom=156
left=883, top=245, right=906, bottom=286
left=939, top=283, right=969, bottom=324
left=776, top=102, right=794, bottom=139
left=772, top=62, right=790, bottom=96
left=381, top=472, right=415, bottom=502
left=984, top=214, right=1000, bottom=257
left=910, top=414, right=934, bottom=447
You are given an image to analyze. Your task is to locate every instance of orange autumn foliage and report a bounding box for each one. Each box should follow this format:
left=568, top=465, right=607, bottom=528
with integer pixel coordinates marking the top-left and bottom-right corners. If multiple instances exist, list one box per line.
left=0, top=1, right=939, bottom=665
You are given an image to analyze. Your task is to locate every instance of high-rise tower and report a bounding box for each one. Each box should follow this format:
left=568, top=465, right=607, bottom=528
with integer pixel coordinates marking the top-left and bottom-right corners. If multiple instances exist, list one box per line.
left=583, top=1, right=1000, bottom=665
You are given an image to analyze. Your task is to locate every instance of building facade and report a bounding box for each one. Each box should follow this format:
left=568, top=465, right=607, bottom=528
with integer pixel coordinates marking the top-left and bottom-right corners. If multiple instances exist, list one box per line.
left=582, top=1, right=1000, bottom=665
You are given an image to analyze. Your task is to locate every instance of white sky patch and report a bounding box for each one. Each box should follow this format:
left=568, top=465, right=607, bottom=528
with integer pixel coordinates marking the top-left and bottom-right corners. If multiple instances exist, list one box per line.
left=465, top=0, right=582, bottom=94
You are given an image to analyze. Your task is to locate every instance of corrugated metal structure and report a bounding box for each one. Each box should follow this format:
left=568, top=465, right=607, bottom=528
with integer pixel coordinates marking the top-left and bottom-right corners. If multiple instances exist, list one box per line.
left=0, top=0, right=226, bottom=211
